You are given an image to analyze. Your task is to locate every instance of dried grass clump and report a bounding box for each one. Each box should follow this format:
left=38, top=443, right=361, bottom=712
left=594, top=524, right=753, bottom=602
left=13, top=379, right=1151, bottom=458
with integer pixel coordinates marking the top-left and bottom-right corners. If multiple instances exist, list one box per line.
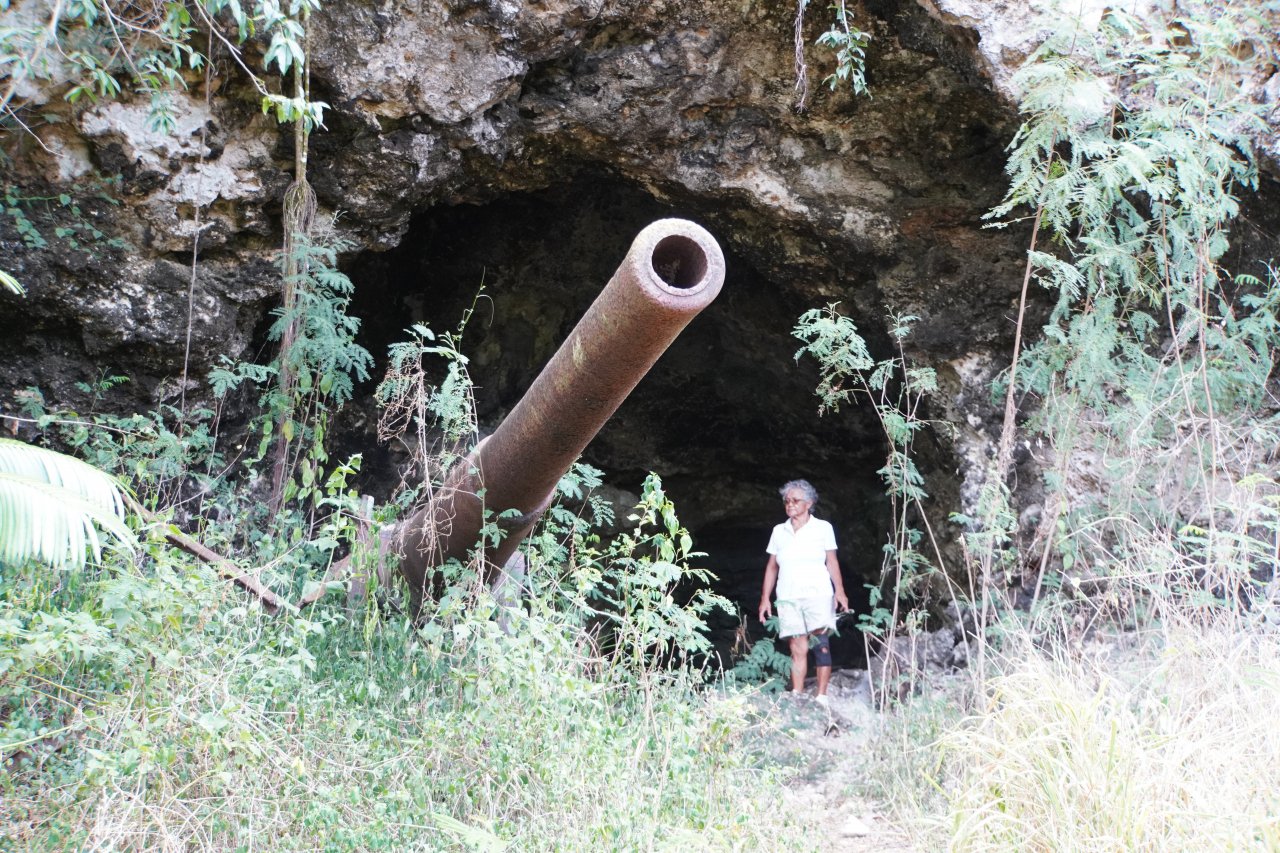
left=943, top=629, right=1280, bottom=853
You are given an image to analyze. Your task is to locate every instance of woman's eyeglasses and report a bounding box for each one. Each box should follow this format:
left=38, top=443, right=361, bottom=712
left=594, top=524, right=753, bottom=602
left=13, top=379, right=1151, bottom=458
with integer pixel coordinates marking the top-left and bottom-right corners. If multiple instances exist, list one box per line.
left=783, top=498, right=808, bottom=505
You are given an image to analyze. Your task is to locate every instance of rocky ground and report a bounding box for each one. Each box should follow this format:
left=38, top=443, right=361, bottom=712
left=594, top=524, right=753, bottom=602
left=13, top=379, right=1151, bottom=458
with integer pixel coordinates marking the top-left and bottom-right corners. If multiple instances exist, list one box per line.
left=748, top=669, right=927, bottom=853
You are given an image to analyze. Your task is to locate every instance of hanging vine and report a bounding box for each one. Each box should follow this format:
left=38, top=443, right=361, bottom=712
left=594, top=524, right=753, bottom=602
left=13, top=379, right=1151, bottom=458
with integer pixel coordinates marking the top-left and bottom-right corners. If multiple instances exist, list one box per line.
left=270, top=0, right=319, bottom=512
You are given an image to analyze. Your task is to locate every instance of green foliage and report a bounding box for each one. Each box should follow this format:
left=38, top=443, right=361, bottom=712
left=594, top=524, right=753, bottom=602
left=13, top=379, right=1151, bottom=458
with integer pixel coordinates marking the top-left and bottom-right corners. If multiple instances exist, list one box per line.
left=794, top=0, right=870, bottom=109
left=943, top=631, right=1280, bottom=853
left=266, top=232, right=372, bottom=410
left=992, top=6, right=1272, bottom=403
left=376, top=320, right=478, bottom=481
left=17, top=387, right=221, bottom=511
left=10, top=229, right=370, bottom=601
left=730, top=635, right=794, bottom=692
left=814, top=0, right=870, bottom=98
left=553, top=462, right=615, bottom=530
left=0, top=551, right=813, bottom=851
left=480, top=463, right=733, bottom=682
left=0, top=183, right=126, bottom=257
left=987, top=1, right=1280, bottom=625
left=587, top=473, right=733, bottom=675
left=794, top=307, right=942, bottom=640
left=854, top=690, right=958, bottom=828
left=0, top=0, right=327, bottom=138
left=509, top=462, right=614, bottom=613
left=0, top=437, right=136, bottom=570
left=212, top=227, right=372, bottom=511
left=791, top=304, right=874, bottom=410
left=0, top=187, right=46, bottom=249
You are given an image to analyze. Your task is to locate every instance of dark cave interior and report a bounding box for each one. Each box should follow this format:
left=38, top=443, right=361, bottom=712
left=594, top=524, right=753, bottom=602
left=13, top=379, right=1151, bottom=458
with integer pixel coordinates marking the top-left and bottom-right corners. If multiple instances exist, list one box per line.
left=340, top=172, right=913, bottom=667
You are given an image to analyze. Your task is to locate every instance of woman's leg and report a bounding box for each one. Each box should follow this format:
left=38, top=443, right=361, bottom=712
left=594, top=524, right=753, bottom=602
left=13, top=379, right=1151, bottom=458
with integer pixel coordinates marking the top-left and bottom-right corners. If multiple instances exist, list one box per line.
left=813, top=629, right=832, bottom=696
left=788, top=634, right=809, bottom=692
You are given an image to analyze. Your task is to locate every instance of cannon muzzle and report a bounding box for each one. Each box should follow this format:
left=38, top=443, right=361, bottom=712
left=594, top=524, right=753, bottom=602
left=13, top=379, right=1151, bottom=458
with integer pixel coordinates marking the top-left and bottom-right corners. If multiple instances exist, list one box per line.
left=395, top=218, right=726, bottom=600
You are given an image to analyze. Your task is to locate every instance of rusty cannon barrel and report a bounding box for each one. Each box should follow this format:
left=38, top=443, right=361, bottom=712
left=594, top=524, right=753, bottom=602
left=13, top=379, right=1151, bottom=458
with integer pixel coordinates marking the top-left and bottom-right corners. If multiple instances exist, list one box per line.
left=394, top=218, right=726, bottom=602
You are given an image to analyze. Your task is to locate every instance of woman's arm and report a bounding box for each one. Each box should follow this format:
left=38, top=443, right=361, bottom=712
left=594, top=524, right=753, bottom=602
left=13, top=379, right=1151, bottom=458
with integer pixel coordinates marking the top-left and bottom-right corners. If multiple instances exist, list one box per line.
left=759, top=554, right=779, bottom=623
left=827, top=550, right=849, bottom=611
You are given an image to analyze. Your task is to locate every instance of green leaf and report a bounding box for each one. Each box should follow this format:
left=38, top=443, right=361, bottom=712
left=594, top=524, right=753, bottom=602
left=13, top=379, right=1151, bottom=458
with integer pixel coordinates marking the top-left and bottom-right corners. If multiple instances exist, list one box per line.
left=197, top=711, right=230, bottom=734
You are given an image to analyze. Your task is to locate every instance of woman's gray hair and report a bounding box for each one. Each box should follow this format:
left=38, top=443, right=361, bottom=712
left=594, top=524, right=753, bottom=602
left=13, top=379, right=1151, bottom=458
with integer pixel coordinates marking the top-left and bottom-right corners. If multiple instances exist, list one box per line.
left=779, top=479, right=818, bottom=504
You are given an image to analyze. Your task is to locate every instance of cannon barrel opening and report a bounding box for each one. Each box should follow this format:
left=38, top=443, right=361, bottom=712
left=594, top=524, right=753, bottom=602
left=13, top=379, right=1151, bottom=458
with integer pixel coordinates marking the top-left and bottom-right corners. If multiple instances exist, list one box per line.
left=651, top=235, right=709, bottom=290
left=394, top=219, right=726, bottom=602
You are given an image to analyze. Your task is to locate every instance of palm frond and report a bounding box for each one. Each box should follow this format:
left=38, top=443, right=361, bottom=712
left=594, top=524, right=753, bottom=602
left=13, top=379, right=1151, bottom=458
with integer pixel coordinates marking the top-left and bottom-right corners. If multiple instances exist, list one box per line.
left=0, top=437, right=128, bottom=517
left=0, top=270, right=24, bottom=296
left=0, top=439, right=137, bottom=570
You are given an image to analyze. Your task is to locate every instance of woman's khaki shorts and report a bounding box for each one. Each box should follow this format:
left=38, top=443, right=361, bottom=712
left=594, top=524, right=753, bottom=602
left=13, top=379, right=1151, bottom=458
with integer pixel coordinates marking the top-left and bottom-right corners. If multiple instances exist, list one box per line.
left=776, top=596, right=836, bottom=638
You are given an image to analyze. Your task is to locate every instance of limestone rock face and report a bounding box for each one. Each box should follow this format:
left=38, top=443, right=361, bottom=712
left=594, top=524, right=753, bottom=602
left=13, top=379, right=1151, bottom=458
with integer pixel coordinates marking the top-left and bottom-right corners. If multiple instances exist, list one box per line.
left=2, top=0, right=1030, bottom=430
left=2, top=0, right=1275, bottom=620
left=303, top=0, right=1028, bottom=281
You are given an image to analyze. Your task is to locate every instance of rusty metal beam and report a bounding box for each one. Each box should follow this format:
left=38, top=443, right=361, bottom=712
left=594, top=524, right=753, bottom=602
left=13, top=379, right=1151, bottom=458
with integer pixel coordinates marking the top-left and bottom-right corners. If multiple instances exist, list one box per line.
left=394, top=218, right=726, bottom=604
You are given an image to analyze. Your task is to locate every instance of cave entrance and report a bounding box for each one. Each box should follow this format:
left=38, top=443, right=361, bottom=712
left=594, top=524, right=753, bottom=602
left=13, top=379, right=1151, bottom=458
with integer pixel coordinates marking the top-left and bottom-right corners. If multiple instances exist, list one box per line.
left=342, top=172, right=893, bottom=669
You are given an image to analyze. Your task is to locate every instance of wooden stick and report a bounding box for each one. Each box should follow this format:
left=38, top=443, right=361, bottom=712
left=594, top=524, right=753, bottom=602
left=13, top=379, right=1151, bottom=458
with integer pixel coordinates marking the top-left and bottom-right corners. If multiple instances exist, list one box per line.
left=127, top=498, right=285, bottom=614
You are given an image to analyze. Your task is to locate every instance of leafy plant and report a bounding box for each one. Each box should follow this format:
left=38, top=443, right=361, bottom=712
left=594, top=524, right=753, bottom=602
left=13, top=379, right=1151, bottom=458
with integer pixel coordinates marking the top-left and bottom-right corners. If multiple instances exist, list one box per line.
left=793, top=0, right=871, bottom=109
left=815, top=0, right=870, bottom=98
left=376, top=319, right=479, bottom=486
left=730, top=633, right=794, bottom=692
left=0, top=0, right=327, bottom=137
left=0, top=185, right=125, bottom=256
left=15, top=387, right=221, bottom=513
left=985, top=2, right=1280, bottom=629
left=211, top=225, right=372, bottom=514
left=588, top=473, right=733, bottom=677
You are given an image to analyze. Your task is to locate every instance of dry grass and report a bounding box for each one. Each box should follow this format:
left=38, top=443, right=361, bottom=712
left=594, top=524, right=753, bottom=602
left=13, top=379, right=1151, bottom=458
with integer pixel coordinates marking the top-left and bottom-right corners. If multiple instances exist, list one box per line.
left=941, top=626, right=1280, bottom=853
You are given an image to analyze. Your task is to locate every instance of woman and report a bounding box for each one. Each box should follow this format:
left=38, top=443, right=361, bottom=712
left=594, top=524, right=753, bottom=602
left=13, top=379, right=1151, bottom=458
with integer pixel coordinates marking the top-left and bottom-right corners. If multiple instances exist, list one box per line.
left=758, top=479, right=849, bottom=702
